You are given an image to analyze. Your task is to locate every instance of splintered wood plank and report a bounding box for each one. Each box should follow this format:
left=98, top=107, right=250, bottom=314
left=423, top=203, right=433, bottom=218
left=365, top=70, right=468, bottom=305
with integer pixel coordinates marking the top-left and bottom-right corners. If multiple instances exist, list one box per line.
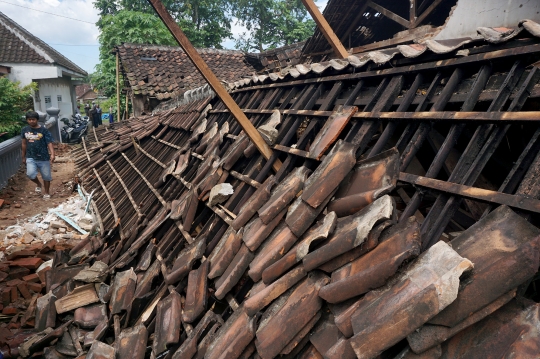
left=300, top=0, right=349, bottom=58
left=309, top=106, right=358, bottom=160
left=55, top=284, right=99, bottom=314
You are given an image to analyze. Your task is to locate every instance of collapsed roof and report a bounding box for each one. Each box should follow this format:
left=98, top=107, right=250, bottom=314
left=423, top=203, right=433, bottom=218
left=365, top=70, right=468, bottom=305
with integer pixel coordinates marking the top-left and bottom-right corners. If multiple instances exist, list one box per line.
left=7, top=1, right=540, bottom=357
left=42, top=19, right=540, bottom=358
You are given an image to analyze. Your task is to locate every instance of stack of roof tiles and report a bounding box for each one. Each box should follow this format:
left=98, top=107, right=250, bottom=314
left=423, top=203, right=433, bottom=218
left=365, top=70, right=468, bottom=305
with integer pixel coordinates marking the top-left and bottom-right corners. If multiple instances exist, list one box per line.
left=7, top=24, right=540, bottom=359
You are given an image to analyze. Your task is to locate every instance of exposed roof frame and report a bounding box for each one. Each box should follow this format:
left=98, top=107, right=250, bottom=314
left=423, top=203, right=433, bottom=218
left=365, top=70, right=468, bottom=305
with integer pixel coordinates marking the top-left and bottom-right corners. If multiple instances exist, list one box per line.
left=366, top=0, right=444, bottom=29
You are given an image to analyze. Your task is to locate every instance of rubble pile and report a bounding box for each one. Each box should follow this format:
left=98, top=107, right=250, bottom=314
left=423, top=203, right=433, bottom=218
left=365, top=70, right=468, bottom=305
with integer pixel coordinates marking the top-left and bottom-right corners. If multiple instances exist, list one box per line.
left=2, top=106, right=536, bottom=359
left=0, top=196, right=93, bottom=253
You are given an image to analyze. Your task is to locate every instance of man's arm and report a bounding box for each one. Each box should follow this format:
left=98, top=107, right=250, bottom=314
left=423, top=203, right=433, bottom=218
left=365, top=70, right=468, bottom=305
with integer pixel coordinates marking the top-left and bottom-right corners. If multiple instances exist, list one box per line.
left=21, top=138, right=27, bottom=164
left=48, top=142, right=55, bottom=163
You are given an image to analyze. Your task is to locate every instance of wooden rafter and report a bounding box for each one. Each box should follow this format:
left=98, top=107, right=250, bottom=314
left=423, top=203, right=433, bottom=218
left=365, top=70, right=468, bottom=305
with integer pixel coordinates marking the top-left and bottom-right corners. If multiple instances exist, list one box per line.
left=147, top=0, right=281, bottom=172
left=367, top=0, right=411, bottom=28
left=300, top=0, right=349, bottom=59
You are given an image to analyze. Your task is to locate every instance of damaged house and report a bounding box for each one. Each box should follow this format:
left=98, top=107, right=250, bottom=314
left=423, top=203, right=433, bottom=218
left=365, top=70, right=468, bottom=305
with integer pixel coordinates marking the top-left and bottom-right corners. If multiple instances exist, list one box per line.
left=116, top=44, right=260, bottom=116
left=3, top=0, right=540, bottom=358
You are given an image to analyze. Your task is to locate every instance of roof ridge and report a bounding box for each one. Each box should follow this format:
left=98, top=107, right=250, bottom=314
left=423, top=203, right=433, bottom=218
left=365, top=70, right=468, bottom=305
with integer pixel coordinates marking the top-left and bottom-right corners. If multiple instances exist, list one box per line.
left=0, top=11, right=87, bottom=75
left=119, top=43, right=246, bottom=55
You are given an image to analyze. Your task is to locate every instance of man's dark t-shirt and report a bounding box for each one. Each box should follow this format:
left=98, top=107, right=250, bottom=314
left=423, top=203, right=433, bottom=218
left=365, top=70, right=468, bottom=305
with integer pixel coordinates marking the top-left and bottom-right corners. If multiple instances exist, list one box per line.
left=21, top=126, right=54, bottom=161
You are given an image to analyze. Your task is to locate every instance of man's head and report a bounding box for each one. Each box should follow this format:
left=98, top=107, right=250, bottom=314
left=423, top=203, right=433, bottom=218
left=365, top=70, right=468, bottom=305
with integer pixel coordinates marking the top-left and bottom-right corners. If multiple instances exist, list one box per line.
left=25, top=111, right=40, bottom=128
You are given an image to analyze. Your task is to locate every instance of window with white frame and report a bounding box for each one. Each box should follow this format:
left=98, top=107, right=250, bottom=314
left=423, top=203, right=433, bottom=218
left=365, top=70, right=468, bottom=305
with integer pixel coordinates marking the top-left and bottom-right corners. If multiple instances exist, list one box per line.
left=44, top=96, right=52, bottom=108
left=57, top=95, right=62, bottom=102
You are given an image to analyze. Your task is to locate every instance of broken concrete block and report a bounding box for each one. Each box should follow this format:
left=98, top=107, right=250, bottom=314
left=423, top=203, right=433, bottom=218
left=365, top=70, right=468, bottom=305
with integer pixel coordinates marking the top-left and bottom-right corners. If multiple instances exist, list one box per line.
left=21, top=233, right=35, bottom=244
left=208, top=183, right=234, bottom=207
left=50, top=221, right=67, bottom=229
left=257, top=110, right=281, bottom=145
left=73, top=261, right=108, bottom=283
left=23, top=223, right=39, bottom=237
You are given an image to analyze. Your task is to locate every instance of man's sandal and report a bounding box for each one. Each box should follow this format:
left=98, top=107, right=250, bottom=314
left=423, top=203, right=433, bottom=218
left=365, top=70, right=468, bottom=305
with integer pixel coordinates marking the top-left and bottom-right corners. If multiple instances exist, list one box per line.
left=43, top=194, right=51, bottom=200
left=35, top=187, right=42, bottom=193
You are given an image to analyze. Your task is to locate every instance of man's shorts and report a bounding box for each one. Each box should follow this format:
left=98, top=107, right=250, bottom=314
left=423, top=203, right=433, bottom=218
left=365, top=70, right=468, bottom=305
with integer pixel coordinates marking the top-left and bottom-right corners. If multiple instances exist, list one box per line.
left=26, top=158, right=52, bottom=181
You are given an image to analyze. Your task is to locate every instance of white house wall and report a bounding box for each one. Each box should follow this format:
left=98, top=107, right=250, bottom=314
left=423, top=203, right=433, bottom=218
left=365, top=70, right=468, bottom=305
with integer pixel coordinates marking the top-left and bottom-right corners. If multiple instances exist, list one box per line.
left=435, top=0, right=540, bottom=40
left=36, top=77, right=74, bottom=118
left=2, top=63, right=78, bottom=117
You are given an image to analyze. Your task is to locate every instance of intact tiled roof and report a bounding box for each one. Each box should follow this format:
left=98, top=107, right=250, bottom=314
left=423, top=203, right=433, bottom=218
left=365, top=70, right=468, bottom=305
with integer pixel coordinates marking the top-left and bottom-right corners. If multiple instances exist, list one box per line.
left=0, top=11, right=86, bottom=76
left=117, top=43, right=258, bottom=100
left=75, top=84, right=93, bottom=98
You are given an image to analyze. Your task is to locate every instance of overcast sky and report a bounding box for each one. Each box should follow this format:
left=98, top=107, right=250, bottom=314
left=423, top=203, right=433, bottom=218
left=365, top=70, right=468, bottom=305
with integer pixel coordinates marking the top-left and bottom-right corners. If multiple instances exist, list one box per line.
left=0, top=0, right=328, bottom=74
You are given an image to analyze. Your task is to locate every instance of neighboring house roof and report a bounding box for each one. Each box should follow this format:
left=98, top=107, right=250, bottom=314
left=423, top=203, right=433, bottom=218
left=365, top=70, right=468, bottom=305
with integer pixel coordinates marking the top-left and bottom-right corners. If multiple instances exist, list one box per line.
left=117, top=43, right=257, bottom=100
left=0, top=11, right=87, bottom=76
left=75, top=84, right=93, bottom=98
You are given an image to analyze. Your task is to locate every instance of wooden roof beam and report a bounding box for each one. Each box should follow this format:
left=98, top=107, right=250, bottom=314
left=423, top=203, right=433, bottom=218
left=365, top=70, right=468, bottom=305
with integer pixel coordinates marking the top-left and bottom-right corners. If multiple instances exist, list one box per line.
left=300, top=0, right=349, bottom=59
left=147, top=0, right=281, bottom=172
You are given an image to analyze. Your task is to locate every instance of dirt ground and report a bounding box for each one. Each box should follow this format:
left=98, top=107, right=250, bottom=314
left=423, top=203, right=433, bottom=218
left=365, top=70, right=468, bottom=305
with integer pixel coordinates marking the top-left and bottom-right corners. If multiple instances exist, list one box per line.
left=0, top=143, right=78, bottom=230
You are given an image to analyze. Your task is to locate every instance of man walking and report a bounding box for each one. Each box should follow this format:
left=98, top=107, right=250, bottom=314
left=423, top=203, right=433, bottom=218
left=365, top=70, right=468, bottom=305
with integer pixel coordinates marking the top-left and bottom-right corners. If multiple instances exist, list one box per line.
left=21, top=111, right=55, bottom=200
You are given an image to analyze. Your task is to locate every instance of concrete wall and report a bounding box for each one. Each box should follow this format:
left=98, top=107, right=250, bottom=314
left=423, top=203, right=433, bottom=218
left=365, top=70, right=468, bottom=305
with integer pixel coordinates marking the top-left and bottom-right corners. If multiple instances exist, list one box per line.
left=3, top=63, right=81, bottom=117
left=36, top=77, right=74, bottom=118
left=435, top=0, right=540, bottom=40
left=4, top=63, right=59, bottom=85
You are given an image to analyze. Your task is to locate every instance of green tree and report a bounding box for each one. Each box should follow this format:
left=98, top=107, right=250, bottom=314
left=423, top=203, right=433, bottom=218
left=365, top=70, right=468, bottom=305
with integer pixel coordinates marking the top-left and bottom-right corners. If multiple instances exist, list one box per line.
left=0, top=78, right=36, bottom=142
left=232, top=0, right=314, bottom=52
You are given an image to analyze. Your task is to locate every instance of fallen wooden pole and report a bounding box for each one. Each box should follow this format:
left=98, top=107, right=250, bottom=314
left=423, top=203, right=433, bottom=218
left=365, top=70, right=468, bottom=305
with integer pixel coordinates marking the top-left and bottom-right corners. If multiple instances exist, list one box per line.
left=301, top=0, right=348, bottom=59
left=399, top=172, right=540, bottom=214
left=147, top=0, right=281, bottom=172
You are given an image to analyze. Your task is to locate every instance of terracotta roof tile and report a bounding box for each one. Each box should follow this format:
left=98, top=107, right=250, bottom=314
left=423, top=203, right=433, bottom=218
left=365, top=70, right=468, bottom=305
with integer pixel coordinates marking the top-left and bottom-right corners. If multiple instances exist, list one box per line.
left=0, top=11, right=87, bottom=75
left=117, top=43, right=257, bottom=98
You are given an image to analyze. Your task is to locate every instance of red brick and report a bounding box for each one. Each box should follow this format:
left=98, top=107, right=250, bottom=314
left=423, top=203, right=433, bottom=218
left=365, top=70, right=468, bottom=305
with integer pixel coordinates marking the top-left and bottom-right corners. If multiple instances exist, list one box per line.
left=6, top=250, right=35, bottom=261
left=9, top=287, right=17, bottom=302
left=1, top=289, right=10, bottom=306
left=22, top=274, right=39, bottom=283
left=6, top=279, right=23, bottom=287
left=2, top=307, right=17, bottom=315
left=26, top=282, right=42, bottom=293
left=7, top=267, right=30, bottom=280
left=7, top=322, right=19, bottom=329
left=0, top=271, right=8, bottom=282
left=9, top=258, right=43, bottom=270
left=17, top=283, right=31, bottom=300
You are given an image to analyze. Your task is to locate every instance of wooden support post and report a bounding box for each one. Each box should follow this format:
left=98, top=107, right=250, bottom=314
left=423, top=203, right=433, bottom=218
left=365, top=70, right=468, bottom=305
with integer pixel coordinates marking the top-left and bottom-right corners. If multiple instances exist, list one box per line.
left=116, top=52, right=121, bottom=123
left=300, top=0, right=349, bottom=59
left=147, top=0, right=281, bottom=172
left=410, top=0, right=417, bottom=26
left=125, top=93, right=129, bottom=120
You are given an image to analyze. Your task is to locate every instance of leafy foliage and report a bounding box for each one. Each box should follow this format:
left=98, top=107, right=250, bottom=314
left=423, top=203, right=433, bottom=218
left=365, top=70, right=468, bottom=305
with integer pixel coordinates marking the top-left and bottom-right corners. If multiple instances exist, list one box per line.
left=232, top=0, right=315, bottom=52
left=92, top=0, right=314, bottom=96
left=0, top=78, right=36, bottom=142
left=93, top=0, right=232, bottom=98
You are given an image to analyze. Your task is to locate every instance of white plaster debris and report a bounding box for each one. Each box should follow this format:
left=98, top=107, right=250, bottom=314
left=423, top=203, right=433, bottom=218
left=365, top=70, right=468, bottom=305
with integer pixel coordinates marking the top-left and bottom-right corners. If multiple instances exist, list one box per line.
left=0, top=195, right=99, bottom=250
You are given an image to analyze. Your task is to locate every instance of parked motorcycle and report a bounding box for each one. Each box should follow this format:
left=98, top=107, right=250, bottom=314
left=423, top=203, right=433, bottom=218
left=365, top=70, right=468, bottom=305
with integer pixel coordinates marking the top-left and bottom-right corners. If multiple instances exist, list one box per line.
left=60, top=114, right=88, bottom=144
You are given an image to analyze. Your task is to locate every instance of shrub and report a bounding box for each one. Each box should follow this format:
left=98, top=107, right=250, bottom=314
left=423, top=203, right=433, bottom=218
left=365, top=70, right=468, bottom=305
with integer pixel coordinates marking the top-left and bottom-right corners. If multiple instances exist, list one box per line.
left=0, top=78, right=36, bottom=142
